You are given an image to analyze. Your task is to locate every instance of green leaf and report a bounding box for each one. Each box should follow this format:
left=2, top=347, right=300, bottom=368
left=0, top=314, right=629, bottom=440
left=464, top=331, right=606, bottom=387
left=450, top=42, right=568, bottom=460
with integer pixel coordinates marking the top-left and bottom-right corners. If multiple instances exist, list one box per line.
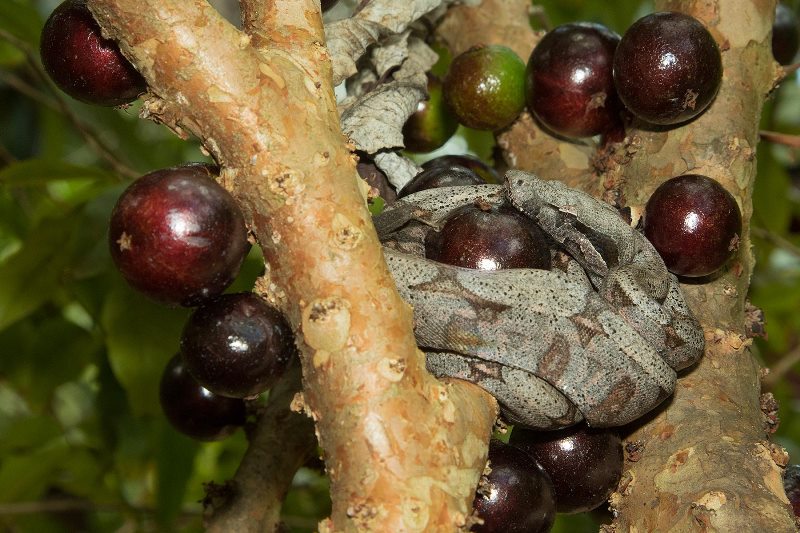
left=752, top=147, right=791, bottom=233
left=101, top=281, right=190, bottom=416
left=0, top=159, right=116, bottom=187
left=368, top=196, right=385, bottom=216
left=0, top=415, right=61, bottom=456
left=157, top=421, right=200, bottom=526
left=0, top=0, right=42, bottom=46
left=0, top=441, right=71, bottom=502
left=0, top=220, right=74, bottom=331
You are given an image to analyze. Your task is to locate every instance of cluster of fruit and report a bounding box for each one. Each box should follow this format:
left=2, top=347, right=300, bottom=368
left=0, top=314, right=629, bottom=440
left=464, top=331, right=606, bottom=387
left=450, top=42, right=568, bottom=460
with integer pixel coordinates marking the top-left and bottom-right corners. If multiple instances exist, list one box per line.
left=35, top=0, right=791, bottom=525
left=471, top=426, right=623, bottom=532
left=39, top=0, right=312, bottom=442
left=109, top=163, right=297, bottom=441
left=405, top=5, right=798, bottom=152
left=403, top=11, right=725, bottom=152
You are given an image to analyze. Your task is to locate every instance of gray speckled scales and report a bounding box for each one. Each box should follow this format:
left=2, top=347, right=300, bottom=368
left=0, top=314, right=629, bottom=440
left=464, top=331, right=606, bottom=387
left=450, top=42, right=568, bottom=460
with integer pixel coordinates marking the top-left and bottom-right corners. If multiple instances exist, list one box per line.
left=375, top=170, right=705, bottom=429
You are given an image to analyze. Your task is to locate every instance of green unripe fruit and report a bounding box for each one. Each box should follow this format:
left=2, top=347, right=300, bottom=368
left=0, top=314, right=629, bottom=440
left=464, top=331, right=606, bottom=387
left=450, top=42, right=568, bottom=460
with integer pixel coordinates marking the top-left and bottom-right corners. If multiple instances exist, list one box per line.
left=443, top=45, right=526, bottom=131
left=403, top=74, right=458, bottom=153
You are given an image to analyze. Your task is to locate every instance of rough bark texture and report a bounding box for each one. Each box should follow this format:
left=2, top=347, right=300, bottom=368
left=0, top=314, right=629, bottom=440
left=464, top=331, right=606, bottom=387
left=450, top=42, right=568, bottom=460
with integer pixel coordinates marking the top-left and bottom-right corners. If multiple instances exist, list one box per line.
left=87, top=0, right=497, bottom=531
left=439, top=0, right=797, bottom=531
left=610, top=1, right=797, bottom=530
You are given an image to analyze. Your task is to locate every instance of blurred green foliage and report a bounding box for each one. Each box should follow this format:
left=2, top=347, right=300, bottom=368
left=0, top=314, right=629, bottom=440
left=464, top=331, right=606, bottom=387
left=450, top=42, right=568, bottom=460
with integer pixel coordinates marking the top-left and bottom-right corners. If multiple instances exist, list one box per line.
left=1, top=0, right=799, bottom=532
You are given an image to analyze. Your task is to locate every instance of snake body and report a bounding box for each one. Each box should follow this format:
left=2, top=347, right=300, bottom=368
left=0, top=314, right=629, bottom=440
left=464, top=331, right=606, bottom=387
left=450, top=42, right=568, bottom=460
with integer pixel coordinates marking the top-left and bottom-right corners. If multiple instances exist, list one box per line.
left=375, top=170, right=704, bottom=429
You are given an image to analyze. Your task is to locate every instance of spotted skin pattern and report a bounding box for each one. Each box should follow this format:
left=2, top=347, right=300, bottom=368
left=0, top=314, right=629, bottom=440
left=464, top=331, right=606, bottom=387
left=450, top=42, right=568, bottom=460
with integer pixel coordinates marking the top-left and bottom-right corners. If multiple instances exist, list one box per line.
left=375, top=170, right=704, bottom=429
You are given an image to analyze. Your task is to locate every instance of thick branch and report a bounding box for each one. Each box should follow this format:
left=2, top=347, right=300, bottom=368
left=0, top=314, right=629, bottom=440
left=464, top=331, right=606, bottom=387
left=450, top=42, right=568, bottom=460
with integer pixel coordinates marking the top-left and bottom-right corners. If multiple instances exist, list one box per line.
left=87, top=0, right=497, bottom=530
left=610, top=1, right=796, bottom=530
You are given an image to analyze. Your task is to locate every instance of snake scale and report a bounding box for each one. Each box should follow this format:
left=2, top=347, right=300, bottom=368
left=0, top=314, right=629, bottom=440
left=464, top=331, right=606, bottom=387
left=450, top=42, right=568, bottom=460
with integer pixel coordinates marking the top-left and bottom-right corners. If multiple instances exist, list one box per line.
left=374, top=170, right=705, bottom=429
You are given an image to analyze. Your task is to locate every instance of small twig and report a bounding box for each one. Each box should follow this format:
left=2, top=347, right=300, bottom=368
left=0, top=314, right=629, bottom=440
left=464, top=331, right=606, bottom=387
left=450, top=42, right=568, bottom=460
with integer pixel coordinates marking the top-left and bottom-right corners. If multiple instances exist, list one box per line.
left=763, top=344, right=800, bottom=388
left=751, top=225, right=800, bottom=257
left=0, top=28, right=139, bottom=180
left=780, top=62, right=800, bottom=79
left=760, top=130, right=800, bottom=149
left=205, top=364, right=317, bottom=533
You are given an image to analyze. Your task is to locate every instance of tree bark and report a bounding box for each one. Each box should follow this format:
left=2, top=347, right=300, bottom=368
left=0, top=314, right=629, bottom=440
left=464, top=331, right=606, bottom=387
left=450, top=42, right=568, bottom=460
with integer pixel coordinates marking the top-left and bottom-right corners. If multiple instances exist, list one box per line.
left=439, top=0, right=797, bottom=531
left=87, top=0, right=497, bottom=531
left=611, top=1, right=796, bottom=530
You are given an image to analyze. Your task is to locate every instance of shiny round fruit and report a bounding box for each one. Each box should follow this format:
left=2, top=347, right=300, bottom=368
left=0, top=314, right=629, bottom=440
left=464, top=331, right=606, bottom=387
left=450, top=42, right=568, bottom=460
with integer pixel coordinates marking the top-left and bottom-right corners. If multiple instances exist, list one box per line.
left=773, top=3, right=799, bottom=65
left=159, top=354, right=246, bottom=441
left=510, top=424, right=623, bottom=514
left=181, top=292, right=295, bottom=398
left=399, top=164, right=486, bottom=198
left=40, top=0, right=146, bottom=106
left=643, top=174, right=742, bottom=278
left=443, top=45, right=526, bottom=131
left=424, top=202, right=551, bottom=271
left=422, top=155, right=501, bottom=184
left=108, top=164, right=250, bottom=307
left=613, top=12, right=722, bottom=125
left=526, top=22, right=622, bottom=138
left=472, top=440, right=556, bottom=533
left=403, top=74, right=459, bottom=153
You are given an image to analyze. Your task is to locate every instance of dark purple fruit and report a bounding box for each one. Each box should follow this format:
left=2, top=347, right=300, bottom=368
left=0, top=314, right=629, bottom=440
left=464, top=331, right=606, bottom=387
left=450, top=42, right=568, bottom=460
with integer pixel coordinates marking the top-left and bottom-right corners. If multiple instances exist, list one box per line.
left=643, top=174, right=742, bottom=278
left=321, top=0, right=339, bottom=12
left=613, top=12, right=722, bottom=125
left=773, top=4, right=799, bottom=65
left=180, top=292, right=295, bottom=398
left=509, top=424, right=623, bottom=514
left=425, top=202, right=551, bottom=271
left=526, top=22, right=622, bottom=138
left=443, top=45, right=526, bottom=131
left=399, top=164, right=486, bottom=198
left=422, top=155, right=501, bottom=184
left=784, top=464, right=800, bottom=517
left=159, top=354, right=246, bottom=441
left=40, top=0, right=146, bottom=106
left=472, top=440, right=556, bottom=533
left=108, top=164, right=250, bottom=307
left=403, top=74, right=458, bottom=153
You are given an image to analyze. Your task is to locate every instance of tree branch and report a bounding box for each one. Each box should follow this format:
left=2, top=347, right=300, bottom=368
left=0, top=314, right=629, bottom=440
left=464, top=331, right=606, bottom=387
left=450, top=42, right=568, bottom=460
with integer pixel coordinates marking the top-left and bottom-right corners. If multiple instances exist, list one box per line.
left=205, top=365, right=316, bottom=532
left=609, top=1, right=796, bottom=529
left=87, top=0, right=498, bottom=530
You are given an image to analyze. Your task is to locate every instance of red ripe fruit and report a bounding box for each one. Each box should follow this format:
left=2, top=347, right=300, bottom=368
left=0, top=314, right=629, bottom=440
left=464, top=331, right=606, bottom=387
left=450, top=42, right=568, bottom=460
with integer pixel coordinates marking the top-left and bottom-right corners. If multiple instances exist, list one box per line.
left=526, top=22, right=622, bottom=138
left=643, top=174, right=742, bottom=278
left=424, top=202, right=551, bottom=271
left=40, top=0, right=146, bottom=106
left=510, top=424, right=624, bottom=514
left=108, top=164, right=250, bottom=307
left=159, top=354, right=246, bottom=441
left=613, top=12, right=722, bottom=125
left=472, top=440, right=556, bottom=533
left=180, top=292, right=296, bottom=399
